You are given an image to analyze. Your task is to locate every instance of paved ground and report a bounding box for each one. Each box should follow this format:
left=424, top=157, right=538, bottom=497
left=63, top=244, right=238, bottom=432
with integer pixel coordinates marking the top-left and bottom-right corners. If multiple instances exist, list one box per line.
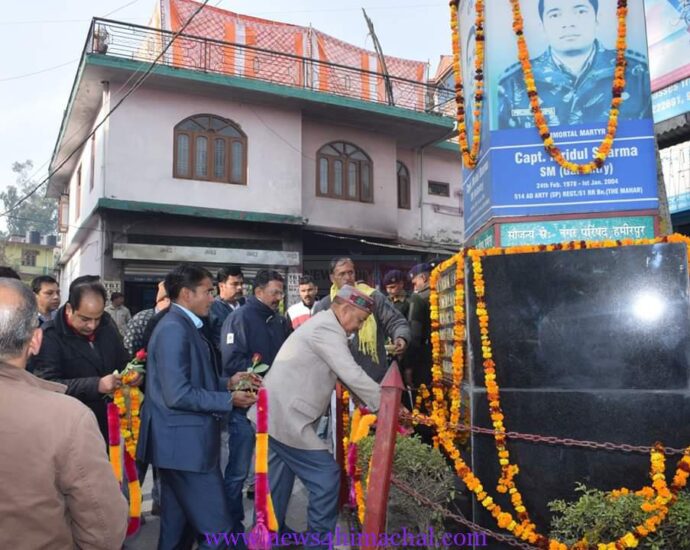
left=125, top=475, right=313, bottom=549
left=125, top=428, right=352, bottom=549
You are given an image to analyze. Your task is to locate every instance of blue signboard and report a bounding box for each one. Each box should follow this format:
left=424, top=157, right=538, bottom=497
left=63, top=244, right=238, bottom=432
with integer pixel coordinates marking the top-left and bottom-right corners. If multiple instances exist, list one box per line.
left=652, top=75, right=690, bottom=122
left=463, top=0, right=659, bottom=239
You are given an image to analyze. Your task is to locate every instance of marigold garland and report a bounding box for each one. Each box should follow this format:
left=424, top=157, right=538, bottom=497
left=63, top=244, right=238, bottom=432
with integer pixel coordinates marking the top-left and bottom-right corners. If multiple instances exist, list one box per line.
left=449, top=0, right=486, bottom=169
left=108, top=350, right=146, bottom=537
left=341, top=389, right=351, bottom=465
left=427, top=254, right=468, bottom=449
left=422, top=234, right=690, bottom=548
left=508, top=0, right=629, bottom=175
left=347, top=406, right=377, bottom=524
left=114, top=371, right=142, bottom=460
left=449, top=254, right=465, bottom=429
left=469, top=249, right=533, bottom=526
left=107, top=402, right=141, bottom=537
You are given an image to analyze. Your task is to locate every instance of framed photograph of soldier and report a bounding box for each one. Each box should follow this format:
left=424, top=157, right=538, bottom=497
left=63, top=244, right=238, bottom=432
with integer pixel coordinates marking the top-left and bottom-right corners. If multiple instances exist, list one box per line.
left=462, top=0, right=659, bottom=237
left=488, top=0, right=651, bottom=130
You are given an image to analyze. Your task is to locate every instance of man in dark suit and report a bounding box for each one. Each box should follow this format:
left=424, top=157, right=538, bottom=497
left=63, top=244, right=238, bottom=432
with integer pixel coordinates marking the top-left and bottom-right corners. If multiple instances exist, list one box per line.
left=30, top=275, right=132, bottom=443
left=136, top=264, right=258, bottom=550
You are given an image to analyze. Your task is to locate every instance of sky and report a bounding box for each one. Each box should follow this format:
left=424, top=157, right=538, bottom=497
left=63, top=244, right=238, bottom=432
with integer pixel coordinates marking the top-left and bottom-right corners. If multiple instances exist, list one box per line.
left=0, top=0, right=451, bottom=216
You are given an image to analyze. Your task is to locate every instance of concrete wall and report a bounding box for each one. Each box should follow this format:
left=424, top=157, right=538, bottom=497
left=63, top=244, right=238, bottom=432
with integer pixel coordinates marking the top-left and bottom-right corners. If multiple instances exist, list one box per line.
left=59, top=83, right=463, bottom=257
left=300, top=118, right=463, bottom=244
left=105, top=86, right=303, bottom=218
left=301, top=119, right=399, bottom=237
left=60, top=227, right=103, bottom=289
left=417, top=147, right=464, bottom=245
left=64, top=96, right=108, bottom=247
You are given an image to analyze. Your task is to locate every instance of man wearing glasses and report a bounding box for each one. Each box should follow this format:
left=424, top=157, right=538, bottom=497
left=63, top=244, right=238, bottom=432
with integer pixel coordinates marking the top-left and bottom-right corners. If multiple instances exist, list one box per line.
left=220, top=269, right=288, bottom=547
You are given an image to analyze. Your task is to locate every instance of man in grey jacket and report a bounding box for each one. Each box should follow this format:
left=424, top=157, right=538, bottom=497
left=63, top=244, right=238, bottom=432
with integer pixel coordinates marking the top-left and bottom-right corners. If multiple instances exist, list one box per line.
left=249, top=286, right=381, bottom=549
left=312, top=257, right=410, bottom=382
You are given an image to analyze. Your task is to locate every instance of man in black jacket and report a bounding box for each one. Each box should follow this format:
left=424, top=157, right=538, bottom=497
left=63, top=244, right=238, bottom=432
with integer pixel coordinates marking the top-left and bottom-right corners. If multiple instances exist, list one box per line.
left=407, top=263, right=433, bottom=389
left=30, top=275, right=134, bottom=443
left=220, top=269, right=288, bottom=542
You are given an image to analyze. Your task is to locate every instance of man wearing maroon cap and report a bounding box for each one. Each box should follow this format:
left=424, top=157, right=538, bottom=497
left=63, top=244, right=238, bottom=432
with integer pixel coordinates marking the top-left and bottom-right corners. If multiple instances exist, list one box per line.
left=249, top=285, right=381, bottom=549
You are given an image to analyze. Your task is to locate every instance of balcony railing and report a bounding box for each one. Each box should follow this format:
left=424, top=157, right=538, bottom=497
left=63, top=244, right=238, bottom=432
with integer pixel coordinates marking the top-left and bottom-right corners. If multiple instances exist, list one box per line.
left=88, top=18, right=455, bottom=116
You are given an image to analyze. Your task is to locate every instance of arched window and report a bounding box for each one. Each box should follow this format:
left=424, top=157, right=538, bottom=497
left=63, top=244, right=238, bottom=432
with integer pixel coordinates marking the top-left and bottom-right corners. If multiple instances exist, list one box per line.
left=173, top=114, right=247, bottom=184
left=397, top=161, right=411, bottom=209
left=316, top=142, right=373, bottom=203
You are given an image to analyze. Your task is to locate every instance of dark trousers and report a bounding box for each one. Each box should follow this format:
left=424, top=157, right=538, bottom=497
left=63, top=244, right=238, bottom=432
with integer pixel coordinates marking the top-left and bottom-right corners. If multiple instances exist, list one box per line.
left=269, top=437, right=340, bottom=550
left=223, top=409, right=255, bottom=544
left=158, top=467, right=233, bottom=550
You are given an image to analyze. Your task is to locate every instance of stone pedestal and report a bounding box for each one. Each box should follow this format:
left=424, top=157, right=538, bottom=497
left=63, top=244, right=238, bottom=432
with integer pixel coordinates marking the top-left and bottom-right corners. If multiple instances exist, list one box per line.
left=465, top=242, right=690, bottom=547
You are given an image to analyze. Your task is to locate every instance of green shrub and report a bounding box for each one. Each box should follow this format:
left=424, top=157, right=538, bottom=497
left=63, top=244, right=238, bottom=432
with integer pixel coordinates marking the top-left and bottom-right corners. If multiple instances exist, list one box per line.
left=548, top=484, right=690, bottom=549
left=356, top=434, right=456, bottom=538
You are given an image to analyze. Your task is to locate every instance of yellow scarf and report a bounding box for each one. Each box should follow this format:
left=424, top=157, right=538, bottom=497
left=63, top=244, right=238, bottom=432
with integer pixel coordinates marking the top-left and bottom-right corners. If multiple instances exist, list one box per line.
left=330, top=283, right=378, bottom=364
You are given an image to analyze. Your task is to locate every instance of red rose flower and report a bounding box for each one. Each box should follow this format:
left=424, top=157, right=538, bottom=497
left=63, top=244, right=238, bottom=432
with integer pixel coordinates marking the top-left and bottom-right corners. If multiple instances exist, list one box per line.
left=135, top=349, right=148, bottom=362
left=251, top=353, right=262, bottom=365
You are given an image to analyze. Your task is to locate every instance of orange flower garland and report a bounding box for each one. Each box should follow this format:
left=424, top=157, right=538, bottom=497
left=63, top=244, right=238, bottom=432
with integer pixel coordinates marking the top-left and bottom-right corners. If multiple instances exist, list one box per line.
left=449, top=0, right=486, bottom=169
left=449, top=254, right=465, bottom=429
left=508, top=0, right=629, bottom=175
left=108, top=350, right=146, bottom=537
left=469, top=249, right=533, bottom=526
left=114, top=370, right=142, bottom=459
left=429, top=256, right=459, bottom=433
left=428, top=262, right=444, bottom=432
left=427, top=254, right=467, bottom=450
left=341, top=389, right=351, bottom=463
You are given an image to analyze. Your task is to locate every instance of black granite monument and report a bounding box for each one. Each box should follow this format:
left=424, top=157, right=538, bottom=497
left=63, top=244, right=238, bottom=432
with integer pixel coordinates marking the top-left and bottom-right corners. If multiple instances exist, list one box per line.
left=464, top=242, right=690, bottom=548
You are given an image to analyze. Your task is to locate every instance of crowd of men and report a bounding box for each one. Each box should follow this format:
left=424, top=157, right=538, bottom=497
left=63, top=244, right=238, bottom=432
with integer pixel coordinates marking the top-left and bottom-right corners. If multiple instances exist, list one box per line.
left=0, top=258, right=433, bottom=550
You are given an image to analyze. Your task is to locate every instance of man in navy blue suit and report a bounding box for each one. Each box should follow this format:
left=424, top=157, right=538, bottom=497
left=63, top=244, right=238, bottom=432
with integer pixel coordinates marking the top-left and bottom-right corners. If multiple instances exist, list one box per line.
left=137, top=264, right=259, bottom=550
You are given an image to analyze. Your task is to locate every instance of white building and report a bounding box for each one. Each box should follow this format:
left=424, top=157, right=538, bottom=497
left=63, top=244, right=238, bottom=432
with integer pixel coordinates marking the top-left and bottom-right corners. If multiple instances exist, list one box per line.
left=48, top=1, right=462, bottom=310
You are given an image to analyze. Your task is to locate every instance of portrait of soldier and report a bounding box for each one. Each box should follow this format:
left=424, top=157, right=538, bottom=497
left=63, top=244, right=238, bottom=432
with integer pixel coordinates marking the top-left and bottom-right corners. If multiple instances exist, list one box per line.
left=497, top=0, right=652, bottom=129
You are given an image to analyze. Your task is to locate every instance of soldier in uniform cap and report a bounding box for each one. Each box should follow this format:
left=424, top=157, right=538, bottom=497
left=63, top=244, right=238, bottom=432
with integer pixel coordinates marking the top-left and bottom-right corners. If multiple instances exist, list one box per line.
left=498, top=0, right=651, bottom=130
left=382, top=269, right=410, bottom=318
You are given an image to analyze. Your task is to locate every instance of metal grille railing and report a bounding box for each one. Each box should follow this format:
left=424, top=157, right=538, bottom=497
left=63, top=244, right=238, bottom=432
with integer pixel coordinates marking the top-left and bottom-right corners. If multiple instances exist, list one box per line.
left=88, top=18, right=454, bottom=116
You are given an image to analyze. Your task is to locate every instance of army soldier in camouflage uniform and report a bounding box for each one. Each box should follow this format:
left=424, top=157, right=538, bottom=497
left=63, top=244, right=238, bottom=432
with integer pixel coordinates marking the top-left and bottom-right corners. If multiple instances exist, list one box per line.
left=498, top=0, right=651, bottom=130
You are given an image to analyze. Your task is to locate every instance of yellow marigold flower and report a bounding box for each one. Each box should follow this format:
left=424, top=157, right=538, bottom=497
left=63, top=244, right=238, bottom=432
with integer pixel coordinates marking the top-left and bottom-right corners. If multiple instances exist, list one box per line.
left=620, top=532, right=638, bottom=547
